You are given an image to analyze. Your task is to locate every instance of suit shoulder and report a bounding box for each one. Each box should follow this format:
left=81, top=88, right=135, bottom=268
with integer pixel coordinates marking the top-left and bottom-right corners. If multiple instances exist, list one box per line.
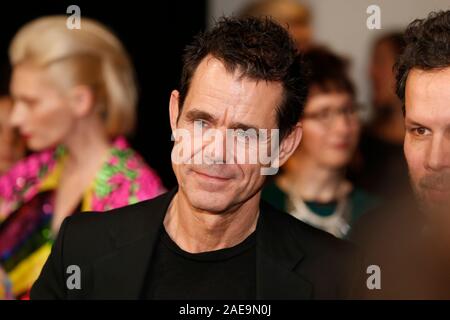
left=263, top=200, right=358, bottom=258
left=66, top=198, right=154, bottom=227
left=62, top=191, right=171, bottom=245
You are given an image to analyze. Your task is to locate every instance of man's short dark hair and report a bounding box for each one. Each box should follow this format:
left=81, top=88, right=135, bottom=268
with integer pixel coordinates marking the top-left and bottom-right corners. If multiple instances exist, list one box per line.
left=179, top=16, right=308, bottom=139
left=395, top=10, right=450, bottom=111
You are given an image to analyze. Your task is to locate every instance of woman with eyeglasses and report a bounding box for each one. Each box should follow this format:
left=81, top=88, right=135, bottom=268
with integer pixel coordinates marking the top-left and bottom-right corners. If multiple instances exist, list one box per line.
left=262, top=47, right=378, bottom=239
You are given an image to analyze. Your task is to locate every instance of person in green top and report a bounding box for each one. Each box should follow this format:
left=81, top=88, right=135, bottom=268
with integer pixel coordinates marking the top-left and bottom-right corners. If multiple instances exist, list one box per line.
left=262, top=47, right=378, bottom=239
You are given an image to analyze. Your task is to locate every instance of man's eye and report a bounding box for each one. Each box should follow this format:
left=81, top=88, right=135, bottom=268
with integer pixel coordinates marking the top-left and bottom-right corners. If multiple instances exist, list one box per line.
left=193, top=119, right=208, bottom=128
left=412, top=127, right=430, bottom=136
left=235, top=129, right=258, bottom=139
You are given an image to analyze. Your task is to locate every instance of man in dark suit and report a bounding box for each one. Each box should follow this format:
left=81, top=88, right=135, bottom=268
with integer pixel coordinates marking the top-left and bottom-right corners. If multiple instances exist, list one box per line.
left=31, top=16, right=363, bottom=300
left=350, top=10, right=450, bottom=299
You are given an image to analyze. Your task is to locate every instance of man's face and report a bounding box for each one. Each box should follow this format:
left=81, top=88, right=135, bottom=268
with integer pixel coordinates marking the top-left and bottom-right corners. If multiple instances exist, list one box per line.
left=169, top=56, right=298, bottom=213
left=404, top=67, right=450, bottom=217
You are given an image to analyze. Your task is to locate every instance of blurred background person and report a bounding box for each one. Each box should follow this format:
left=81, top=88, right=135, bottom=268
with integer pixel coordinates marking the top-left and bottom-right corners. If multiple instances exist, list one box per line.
left=0, top=64, right=25, bottom=175
left=262, top=47, right=378, bottom=238
left=240, top=0, right=313, bottom=51
left=0, top=16, right=164, bottom=299
left=350, top=11, right=450, bottom=298
left=349, top=32, right=410, bottom=198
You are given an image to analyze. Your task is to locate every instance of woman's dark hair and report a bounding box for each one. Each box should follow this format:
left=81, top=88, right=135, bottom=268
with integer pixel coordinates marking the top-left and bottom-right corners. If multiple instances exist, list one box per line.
left=395, top=10, right=450, bottom=110
left=303, top=46, right=355, bottom=97
left=179, top=16, right=308, bottom=139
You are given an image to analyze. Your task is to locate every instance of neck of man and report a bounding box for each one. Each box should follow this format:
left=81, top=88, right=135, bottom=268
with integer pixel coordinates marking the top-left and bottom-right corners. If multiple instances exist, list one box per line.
left=280, top=154, right=351, bottom=203
left=163, top=189, right=261, bottom=253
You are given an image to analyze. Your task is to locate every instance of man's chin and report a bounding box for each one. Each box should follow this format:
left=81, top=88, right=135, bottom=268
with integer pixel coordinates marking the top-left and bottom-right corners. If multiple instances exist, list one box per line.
left=185, top=189, right=233, bottom=213
left=191, top=201, right=232, bottom=214
left=416, top=190, right=450, bottom=218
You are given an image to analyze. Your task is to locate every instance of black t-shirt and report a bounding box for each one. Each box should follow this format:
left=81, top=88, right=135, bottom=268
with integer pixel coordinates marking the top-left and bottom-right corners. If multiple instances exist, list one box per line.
left=144, top=227, right=257, bottom=299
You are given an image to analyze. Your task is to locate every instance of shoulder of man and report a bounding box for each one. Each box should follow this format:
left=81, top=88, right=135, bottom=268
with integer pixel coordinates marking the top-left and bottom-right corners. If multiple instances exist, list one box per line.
left=260, top=200, right=366, bottom=299
left=30, top=191, right=171, bottom=299
left=63, top=190, right=170, bottom=254
left=261, top=199, right=358, bottom=254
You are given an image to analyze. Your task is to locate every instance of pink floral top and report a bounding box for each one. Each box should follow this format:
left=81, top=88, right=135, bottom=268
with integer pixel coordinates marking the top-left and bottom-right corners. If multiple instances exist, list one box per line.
left=0, top=137, right=164, bottom=299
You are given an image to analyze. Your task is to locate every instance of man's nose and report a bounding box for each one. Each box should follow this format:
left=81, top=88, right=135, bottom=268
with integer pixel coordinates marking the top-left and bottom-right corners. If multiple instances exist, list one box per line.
left=425, top=135, right=450, bottom=171
left=203, top=128, right=228, bottom=164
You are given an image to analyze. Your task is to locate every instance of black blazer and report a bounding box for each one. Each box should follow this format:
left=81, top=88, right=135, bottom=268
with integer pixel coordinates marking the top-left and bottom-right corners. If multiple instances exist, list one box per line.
left=31, top=188, right=363, bottom=300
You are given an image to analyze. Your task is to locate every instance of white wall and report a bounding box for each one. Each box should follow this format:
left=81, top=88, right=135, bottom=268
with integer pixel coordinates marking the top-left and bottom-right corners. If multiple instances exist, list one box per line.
left=208, top=0, right=450, bottom=113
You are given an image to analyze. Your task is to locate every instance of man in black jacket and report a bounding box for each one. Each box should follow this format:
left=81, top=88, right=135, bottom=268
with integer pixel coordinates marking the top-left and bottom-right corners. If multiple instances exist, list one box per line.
left=31, top=16, right=363, bottom=300
left=350, top=10, right=450, bottom=299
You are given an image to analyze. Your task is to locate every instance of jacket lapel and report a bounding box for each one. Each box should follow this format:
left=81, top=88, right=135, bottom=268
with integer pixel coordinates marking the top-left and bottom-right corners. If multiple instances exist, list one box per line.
left=90, top=188, right=177, bottom=299
left=256, top=201, right=313, bottom=299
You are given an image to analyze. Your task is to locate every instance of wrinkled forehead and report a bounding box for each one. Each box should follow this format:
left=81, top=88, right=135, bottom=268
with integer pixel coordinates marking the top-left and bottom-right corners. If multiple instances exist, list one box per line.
left=405, top=68, right=450, bottom=128
left=183, top=56, right=283, bottom=126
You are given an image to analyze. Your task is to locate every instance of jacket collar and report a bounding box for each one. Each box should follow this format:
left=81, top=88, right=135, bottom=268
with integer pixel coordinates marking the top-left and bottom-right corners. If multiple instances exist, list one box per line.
left=91, top=188, right=174, bottom=299
left=91, top=188, right=312, bottom=299
left=256, top=201, right=312, bottom=299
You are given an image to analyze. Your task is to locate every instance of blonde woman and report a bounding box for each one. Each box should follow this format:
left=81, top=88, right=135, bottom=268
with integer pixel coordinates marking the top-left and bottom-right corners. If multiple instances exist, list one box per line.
left=0, top=16, right=164, bottom=299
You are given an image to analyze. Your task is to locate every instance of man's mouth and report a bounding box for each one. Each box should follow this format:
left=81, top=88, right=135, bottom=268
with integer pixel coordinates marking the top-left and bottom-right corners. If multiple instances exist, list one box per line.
left=421, top=186, right=450, bottom=203
left=192, top=169, right=232, bottom=182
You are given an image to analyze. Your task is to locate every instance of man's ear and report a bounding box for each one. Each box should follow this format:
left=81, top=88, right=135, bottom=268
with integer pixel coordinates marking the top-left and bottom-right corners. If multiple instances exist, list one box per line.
left=278, top=122, right=303, bottom=167
left=68, top=85, right=95, bottom=118
left=169, top=90, right=180, bottom=132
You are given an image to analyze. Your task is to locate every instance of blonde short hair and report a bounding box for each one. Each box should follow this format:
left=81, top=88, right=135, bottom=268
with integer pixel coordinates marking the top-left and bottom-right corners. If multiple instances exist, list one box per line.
left=240, top=0, right=311, bottom=26
left=9, top=16, right=137, bottom=138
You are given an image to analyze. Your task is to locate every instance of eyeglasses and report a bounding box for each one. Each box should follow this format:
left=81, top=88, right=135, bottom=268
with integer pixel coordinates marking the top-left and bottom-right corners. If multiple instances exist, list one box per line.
left=301, top=104, right=361, bottom=126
